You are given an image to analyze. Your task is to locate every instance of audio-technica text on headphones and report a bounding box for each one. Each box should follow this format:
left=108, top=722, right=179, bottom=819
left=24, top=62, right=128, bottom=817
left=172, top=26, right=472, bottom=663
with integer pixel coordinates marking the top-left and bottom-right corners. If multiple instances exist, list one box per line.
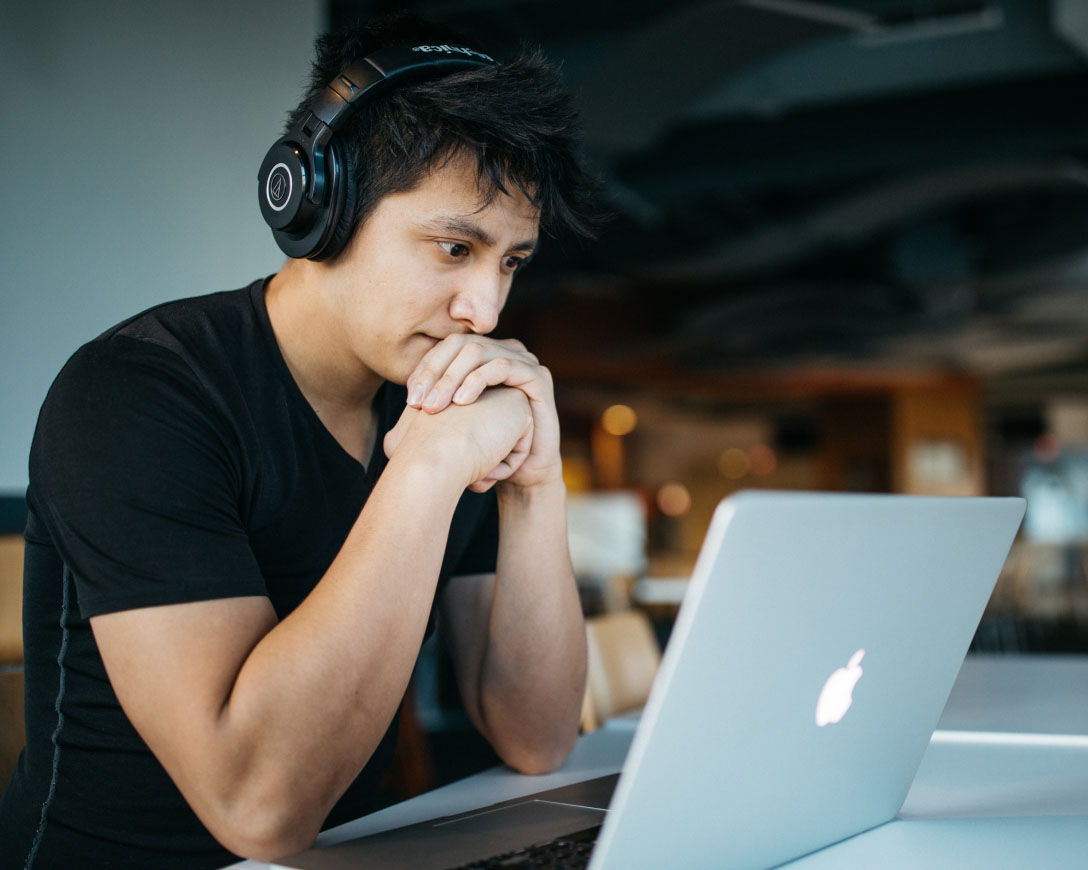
left=258, top=43, right=498, bottom=261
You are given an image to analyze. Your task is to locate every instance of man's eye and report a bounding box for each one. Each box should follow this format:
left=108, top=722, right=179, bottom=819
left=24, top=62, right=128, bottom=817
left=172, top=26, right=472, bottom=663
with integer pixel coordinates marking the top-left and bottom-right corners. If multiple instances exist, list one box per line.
left=437, top=241, right=470, bottom=259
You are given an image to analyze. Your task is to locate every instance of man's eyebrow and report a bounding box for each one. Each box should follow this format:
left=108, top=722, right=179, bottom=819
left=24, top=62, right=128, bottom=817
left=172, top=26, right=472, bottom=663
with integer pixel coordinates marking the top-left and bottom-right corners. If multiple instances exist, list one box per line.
left=422, top=215, right=538, bottom=253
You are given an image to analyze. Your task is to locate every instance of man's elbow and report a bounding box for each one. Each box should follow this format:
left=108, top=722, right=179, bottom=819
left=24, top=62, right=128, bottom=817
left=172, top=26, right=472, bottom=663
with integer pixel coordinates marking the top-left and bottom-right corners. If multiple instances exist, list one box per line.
left=502, top=730, right=579, bottom=776
left=206, top=797, right=322, bottom=862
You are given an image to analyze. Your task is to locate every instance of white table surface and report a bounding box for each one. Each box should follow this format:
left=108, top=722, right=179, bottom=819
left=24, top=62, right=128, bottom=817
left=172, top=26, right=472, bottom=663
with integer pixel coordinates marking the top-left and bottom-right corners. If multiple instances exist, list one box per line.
left=233, top=654, right=1088, bottom=869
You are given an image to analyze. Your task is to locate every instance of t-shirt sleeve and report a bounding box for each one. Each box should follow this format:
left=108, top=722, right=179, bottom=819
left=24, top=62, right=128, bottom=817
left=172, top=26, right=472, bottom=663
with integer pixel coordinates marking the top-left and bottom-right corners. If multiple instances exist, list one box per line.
left=29, top=336, right=267, bottom=619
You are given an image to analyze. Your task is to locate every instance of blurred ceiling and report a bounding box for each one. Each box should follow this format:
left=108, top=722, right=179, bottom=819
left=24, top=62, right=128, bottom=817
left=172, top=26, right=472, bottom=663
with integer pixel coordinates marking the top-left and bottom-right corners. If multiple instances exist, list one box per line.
left=334, top=0, right=1088, bottom=392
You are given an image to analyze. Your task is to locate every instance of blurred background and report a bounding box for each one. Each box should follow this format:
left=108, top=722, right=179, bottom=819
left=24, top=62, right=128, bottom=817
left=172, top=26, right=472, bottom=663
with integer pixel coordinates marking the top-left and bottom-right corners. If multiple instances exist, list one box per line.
left=3, top=0, right=1088, bottom=793
left=343, top=0, right=1088, bottom=655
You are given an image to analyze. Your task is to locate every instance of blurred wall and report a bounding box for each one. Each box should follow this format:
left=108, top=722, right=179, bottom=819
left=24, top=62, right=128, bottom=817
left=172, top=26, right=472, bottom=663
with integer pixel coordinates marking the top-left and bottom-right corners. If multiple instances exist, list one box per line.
left=0, top=0, right=323, bottom=492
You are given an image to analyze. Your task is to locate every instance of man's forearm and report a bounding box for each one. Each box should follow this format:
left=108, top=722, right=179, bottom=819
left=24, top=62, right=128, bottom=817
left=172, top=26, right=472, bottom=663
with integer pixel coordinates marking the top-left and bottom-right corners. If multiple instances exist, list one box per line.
left=219, top=451, right=467, bottom=841
left=477, top=477, right=587, bottom=774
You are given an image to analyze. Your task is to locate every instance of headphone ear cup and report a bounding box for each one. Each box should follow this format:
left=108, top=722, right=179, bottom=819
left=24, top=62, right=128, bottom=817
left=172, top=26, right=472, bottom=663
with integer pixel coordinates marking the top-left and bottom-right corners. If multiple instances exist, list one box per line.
left=312, top=139, right=357, bottom=262
left=261, top=136, right=343, bottom=260
left=258, top=140, right=310, bottom=233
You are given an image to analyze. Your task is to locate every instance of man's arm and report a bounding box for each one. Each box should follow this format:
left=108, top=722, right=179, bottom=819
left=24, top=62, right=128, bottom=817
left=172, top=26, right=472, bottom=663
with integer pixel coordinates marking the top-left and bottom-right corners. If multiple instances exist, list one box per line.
left=406, top=335, right=588, bottom=773
left=90, top=388, right=532, bottom=861
left=440, top=478, right=586, bottom=774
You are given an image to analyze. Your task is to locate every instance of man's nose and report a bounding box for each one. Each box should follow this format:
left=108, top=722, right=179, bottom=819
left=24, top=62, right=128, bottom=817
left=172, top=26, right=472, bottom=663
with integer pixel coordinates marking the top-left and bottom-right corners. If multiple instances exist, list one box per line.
left=449, top=269, right=505, bottom=335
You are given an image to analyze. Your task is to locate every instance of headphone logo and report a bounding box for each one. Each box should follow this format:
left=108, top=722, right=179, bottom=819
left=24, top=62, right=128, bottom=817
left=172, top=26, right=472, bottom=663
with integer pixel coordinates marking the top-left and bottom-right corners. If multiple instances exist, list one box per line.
left=266, top=163, right=292, bottom=211
left=410, top=44, right=495, bottom=63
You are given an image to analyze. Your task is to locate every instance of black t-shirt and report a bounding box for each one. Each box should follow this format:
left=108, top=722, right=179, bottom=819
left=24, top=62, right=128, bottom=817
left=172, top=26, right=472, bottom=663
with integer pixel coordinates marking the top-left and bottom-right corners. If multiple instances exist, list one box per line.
left=0, top=279, right=498, bottom=869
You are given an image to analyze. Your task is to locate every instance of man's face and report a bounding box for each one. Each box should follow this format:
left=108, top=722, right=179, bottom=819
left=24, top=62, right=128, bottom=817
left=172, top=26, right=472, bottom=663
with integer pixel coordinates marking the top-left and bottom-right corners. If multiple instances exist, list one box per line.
left=325, top=154, right=540, bottom=386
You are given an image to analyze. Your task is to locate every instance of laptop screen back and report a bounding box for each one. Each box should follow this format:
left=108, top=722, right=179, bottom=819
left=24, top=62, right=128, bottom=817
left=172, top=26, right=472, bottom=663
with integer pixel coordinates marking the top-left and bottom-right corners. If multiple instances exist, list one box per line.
left=591, top=492, right=1025, bottom=870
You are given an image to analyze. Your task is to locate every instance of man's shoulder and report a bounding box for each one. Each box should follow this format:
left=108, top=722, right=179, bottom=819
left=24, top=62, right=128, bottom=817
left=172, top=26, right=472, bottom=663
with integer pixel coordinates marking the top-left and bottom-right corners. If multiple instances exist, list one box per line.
left=58, top=280, right=266, bottom=383
left=43, top=279, right=272, bottom=424
left=97, top=279, right=266, bottom=354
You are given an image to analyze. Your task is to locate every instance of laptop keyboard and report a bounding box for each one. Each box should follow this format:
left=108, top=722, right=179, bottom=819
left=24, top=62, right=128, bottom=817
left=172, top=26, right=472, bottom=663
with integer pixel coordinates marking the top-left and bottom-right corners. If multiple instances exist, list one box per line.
left=443, top=824, right=601, bottom=869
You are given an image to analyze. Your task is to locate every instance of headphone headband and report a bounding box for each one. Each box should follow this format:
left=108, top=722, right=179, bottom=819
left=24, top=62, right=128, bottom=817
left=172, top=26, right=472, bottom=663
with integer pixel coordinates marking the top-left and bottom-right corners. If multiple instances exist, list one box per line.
left=259, top=43, right=498, bottom=260
left=314, top=45, right=497, bottom=129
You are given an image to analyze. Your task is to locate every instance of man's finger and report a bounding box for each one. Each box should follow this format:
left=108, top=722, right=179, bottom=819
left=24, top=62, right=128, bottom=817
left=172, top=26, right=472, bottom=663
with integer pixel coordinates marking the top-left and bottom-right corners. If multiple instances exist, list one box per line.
left=407, top=336, right=535, bottom=412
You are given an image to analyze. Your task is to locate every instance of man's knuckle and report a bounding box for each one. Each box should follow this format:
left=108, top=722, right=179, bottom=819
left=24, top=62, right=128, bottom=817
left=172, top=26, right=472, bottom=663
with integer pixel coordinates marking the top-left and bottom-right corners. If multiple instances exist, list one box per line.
left=457, top=342, right=485, bottom=365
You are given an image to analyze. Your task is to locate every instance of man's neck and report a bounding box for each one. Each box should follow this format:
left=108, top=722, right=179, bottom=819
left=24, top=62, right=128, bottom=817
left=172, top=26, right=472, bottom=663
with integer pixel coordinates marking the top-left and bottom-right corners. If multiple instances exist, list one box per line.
left=265, top=260, right=384, bottom=463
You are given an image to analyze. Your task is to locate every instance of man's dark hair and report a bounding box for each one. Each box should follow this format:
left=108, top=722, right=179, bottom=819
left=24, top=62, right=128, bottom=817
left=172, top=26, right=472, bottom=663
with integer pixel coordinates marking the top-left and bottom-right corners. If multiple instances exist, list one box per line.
left=285, top=12, right=602, bottom=260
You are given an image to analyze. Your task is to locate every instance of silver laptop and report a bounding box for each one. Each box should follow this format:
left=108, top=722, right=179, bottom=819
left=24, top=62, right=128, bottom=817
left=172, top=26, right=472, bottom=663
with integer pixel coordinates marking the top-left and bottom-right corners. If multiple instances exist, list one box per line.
left=273, top=491, right=1025, bottom=870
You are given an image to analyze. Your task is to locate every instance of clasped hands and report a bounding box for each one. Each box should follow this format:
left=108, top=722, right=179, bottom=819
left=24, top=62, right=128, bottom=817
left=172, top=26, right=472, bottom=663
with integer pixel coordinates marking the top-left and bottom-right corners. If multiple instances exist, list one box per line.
left=384, top=335, right=561, bottom=493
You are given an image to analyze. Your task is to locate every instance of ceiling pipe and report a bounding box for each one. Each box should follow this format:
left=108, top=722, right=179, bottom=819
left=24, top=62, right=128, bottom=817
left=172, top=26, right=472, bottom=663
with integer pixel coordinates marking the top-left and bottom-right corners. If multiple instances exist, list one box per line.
left=643, top=159, right=1088, bottom=283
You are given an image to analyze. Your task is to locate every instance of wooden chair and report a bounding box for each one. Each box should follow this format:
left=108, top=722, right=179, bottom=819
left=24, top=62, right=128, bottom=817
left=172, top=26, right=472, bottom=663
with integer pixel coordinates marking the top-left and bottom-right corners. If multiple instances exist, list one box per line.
left=0, top=534, right=25, bottom=788
left=581, top=609, right=661, bottom=733
left=0, top=667, right=25, bottom=788
left=0, top=535, right=22, bottom=663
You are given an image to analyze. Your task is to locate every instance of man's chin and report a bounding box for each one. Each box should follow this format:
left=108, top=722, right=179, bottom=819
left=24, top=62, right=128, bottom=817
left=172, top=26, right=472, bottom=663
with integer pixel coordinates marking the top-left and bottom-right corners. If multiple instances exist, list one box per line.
left=392, top=335, right=441, bottom=383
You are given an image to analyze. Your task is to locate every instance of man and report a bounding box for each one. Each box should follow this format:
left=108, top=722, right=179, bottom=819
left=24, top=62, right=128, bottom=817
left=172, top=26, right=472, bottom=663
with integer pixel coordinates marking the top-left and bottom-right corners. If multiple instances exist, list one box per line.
left=0, top=13, right=599, bottom=868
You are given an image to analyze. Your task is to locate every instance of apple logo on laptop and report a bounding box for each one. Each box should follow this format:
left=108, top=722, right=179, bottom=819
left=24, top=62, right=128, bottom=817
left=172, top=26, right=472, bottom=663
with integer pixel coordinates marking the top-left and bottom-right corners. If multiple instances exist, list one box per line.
left=815, top=649, right=865, bottom=727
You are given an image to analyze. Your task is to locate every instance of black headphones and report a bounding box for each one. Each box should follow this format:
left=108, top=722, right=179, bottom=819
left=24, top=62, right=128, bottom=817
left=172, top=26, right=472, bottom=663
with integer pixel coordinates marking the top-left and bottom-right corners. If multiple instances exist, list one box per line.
left=258, top=43, right=498, bottom=261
